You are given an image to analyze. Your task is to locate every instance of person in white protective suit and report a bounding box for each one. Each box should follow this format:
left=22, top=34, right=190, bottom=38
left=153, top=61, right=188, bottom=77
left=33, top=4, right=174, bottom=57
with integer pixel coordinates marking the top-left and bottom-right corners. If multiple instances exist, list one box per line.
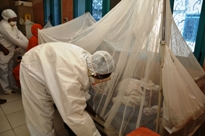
left=0, top=9, right=28, bottom=94
left=20, top=42, right=115, bottom=136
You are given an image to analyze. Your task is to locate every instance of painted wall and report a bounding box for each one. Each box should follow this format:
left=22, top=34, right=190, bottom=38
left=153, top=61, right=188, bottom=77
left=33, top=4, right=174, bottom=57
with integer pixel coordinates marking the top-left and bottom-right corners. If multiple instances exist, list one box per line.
left=0, top=0, right=14, bottom=20
left=28, top=0, right=44, bottom=26
left=110, top=0, right=121, bottom=9
left=29, top=0, right=73, bottom=25
left=61, top=0, right=73, bottom=23
left=27, top=0, right=119, bottom=26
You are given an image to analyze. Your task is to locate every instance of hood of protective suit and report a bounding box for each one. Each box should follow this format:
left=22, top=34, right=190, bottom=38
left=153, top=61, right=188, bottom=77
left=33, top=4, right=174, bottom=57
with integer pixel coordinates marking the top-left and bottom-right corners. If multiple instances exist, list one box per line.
left=1, top=9, right=17, bottom=21
left=31, top=24, right=42, bottom=37
left=85, top=51, right=115, bottom=75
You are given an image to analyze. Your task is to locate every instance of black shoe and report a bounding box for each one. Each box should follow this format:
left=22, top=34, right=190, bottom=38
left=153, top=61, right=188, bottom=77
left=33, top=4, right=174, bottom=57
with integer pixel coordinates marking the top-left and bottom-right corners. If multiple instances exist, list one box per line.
left=0, top=99, right=7, bottom=105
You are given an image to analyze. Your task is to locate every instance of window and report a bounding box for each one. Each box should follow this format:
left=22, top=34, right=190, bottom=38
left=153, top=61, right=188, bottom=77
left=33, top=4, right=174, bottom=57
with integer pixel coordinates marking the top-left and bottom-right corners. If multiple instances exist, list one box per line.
left=74, top=0, right=110, bottom=21
left=172, top=0, right=203, bottom=52
left=92, top=0, right=103, bottom=21
left=183, top=14, right=200, bottom=43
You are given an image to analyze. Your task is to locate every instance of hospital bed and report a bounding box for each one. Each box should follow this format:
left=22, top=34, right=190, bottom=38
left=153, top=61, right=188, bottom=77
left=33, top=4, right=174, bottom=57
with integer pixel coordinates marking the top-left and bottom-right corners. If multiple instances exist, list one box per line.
left=86, top=75, right=205, bottom=136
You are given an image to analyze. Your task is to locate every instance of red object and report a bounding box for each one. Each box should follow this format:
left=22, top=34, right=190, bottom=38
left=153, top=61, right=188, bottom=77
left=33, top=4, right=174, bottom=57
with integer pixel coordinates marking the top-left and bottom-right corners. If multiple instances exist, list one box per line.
left=13, top=64, right=20, bottom=87
left=26, top=35, right=39, bottom=51
left=26, top=24, right=42, bottom=51
left=126, top=127, right=160, bottom=136
left=13, top=24, right=42, bottom=87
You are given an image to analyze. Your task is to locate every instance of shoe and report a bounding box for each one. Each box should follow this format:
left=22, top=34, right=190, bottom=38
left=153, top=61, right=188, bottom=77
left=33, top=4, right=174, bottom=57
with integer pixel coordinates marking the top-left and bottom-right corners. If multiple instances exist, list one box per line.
left=0, top=99, right=7, bottom=105
left=12, top=86, right=20, bottom=92
left=3, top=91, right=16, bottom=95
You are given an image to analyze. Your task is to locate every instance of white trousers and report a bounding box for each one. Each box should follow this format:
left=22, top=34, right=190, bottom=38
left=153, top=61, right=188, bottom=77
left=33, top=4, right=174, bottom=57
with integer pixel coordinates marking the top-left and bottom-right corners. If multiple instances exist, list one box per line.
left=20, top=66, right=57, bottom=136
left=0, top=58, right=16, bottom=94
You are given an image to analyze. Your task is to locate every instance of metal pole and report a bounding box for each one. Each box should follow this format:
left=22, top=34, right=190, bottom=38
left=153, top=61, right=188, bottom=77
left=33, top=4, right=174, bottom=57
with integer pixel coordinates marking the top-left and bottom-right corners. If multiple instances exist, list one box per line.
left=156, top=0, right=166, bottom=134
left=162, top=0, right=166, bottom=41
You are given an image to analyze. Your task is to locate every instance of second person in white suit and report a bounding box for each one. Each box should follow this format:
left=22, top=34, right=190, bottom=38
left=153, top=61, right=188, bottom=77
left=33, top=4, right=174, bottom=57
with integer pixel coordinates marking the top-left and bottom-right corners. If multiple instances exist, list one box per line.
left=0, top=9, right=28, bottom=94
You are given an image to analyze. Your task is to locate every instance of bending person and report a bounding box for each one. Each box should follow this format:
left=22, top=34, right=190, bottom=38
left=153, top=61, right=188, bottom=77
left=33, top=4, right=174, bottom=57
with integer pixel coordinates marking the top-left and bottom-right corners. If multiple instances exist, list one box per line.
left=0, top=9, right=28, bottom=94
left=20, top=42, right=115, bottom=136
left=13, top=23, right=42, bottom=87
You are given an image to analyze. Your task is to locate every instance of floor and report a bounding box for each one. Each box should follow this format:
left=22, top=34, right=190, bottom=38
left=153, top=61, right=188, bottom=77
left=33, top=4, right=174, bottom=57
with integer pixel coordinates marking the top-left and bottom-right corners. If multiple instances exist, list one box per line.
left=0, top=90, right=69, bottom=136
left=1, top=88, right=204, bottom=136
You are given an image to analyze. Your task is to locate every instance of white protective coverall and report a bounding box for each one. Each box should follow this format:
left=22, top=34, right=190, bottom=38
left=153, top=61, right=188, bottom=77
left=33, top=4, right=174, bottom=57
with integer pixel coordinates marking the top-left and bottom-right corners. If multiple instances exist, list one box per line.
left=20, top=42, right=102, bottom=136
left=0, top=9, right=28, bottom=94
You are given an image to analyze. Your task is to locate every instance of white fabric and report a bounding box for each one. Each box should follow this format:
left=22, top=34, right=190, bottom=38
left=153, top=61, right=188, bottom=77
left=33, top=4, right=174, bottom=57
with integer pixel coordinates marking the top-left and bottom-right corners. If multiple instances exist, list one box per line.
left=0, top=19, right=28, bottom=51
left=0, top=13, right=28, bottom=93
left=143, top=105, right=159, bottom=116
left=43, top=20, right=52, bottom=29
left=0, top=19, right=28, bottom=64
left=0, top=59, right=15, bottom=94
left=1, top=9, right=17, bottom=20
left=20, top=42, right=101, bottom=136
left=112, top=78, right=160, bottom=107
left=38, top=12, right=96, bottom=43
left=113, top=78, right=143, bottom=107
left=37, top=0, right=205, bottom=135
left=87, top=51, right=115, bottom=75
left=162, top=45, right=205, bottom=133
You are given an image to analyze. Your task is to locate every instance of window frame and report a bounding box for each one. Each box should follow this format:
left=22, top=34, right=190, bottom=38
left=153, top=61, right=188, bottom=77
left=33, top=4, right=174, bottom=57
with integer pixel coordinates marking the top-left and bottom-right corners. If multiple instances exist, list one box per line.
left=194, top=1, right=205, bottom=66
left=73, top=0, right=110, bottom=19
left=170, top=0, right=205, bottom=66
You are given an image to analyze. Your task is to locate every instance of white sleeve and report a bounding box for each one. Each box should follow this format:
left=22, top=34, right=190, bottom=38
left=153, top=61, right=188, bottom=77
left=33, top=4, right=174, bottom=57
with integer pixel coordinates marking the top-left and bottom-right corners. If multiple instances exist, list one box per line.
left=18, top=30, right=29, bottom=43
left=0, top=25, right=28, bottom=49
left=47, top=68, right=101, bottom=136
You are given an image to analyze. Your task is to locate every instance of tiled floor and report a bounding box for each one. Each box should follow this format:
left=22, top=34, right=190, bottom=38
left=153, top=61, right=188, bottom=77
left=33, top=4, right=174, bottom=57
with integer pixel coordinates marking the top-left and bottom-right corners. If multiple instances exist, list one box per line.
left=0, top=90, right=69, bottom=136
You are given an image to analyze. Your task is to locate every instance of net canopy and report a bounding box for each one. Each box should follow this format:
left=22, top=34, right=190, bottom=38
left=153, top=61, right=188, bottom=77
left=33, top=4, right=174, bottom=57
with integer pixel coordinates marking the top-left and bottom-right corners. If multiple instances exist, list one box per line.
left=38, top=0, right=205, bottom=135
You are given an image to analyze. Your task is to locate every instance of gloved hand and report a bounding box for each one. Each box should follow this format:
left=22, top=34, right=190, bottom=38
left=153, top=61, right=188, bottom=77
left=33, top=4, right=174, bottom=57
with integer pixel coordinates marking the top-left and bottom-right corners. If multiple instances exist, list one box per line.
left=16, top=56, right=22, bottom=63
left=0, top=43, right=9, bottom=55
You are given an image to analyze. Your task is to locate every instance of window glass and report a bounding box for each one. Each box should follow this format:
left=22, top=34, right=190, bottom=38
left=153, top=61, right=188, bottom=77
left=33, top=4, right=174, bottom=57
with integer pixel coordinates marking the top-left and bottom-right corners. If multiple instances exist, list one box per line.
left=173, top=0, right=203, bottom=52
left=92, top=0, right=103, bottom=21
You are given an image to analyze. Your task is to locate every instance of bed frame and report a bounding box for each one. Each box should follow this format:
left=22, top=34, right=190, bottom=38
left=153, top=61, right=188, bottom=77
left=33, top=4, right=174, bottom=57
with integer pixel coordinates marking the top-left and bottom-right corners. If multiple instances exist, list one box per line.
left=86, top=74, right=205, bottom=136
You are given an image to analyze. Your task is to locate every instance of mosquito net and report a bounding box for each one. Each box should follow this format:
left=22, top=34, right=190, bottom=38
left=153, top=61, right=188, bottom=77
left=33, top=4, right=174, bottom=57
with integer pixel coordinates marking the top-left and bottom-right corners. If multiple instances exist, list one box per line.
left=39, top=12, right=96, bottom=43
left=38, top=0, right=205, bottom=135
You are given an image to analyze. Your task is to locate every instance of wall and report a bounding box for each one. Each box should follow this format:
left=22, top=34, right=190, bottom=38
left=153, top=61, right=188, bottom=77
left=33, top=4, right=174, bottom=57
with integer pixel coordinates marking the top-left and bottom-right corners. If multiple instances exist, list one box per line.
left=0, top=0, right=15, bottom=20
left=61, top=0, right=73, bottom=23
left=29, top=0, right=73, bottom=25
left=110, top=0, right=121, bottom=9
left=13, top=0, right=118, bottom=26
left=28, top=0, right=44, bottom=26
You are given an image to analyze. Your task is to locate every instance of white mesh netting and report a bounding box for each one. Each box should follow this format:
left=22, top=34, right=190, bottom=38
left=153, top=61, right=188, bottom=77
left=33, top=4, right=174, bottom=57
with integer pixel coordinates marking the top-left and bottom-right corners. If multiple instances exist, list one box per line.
left=38, top=0, right=205, bottom=135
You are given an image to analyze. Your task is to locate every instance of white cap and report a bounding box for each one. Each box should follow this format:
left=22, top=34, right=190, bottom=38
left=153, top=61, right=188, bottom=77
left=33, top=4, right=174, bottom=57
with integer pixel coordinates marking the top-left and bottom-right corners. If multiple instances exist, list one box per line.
left=1, top=9, right=17, bottom=20
left=87, top=51, right=115, bottom=75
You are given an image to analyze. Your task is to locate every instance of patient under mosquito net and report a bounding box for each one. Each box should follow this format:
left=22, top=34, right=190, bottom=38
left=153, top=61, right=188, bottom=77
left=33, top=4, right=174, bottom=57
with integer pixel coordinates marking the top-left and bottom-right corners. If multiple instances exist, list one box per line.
left=38, top=0, right=205, bottom=135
